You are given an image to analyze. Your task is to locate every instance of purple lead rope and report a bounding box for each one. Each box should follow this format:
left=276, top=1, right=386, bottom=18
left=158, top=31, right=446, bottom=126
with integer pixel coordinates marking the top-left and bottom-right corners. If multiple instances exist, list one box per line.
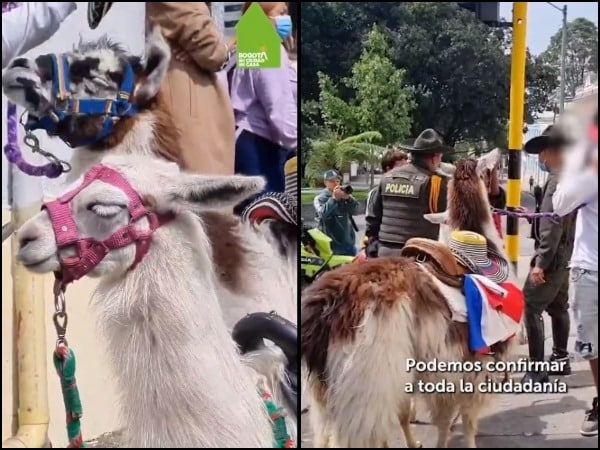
left=4, top=103, right=64, bottom=178
left=3, top=2, right=64, bottom=178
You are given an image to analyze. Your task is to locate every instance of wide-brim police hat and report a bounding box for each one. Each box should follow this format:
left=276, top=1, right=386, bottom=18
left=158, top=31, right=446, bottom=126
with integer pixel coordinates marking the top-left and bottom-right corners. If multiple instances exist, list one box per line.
left=399, top=128, right=454, bottom=154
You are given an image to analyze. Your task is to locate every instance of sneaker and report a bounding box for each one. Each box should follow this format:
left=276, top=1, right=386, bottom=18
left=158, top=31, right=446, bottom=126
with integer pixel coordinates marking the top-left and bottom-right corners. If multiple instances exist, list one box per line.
left=548, top=353, right=571, bottom=375
left=580, top=397, right=598, bottom=437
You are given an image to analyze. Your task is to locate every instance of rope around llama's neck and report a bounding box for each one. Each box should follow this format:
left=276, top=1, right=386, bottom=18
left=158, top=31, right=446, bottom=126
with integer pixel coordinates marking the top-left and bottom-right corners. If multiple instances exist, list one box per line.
left=259, top=389, right=294, bottom=448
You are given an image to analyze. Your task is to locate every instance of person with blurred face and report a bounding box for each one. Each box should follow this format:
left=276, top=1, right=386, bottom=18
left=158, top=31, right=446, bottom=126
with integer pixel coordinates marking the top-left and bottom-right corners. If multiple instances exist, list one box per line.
left=553, top=113, right=598, bottom=437
left=520, top=125, right=576, bottom=388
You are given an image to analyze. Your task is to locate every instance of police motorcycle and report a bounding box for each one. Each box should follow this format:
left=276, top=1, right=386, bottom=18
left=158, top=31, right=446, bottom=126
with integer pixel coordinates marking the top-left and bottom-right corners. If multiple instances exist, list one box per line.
left=300, top=219, right=355, bottom=289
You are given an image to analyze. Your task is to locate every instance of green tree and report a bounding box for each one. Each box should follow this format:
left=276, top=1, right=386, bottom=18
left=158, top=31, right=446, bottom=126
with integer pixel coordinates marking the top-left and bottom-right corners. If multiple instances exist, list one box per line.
left=318, top=25, right=416, bottom=145
left=300, top=2, right=406, bottom=100
left=390, top=2, right=509, bottom=145
left=525, top=52, right=560, bottom=121
left=304, top=131, right=383, bottom=187
left=499, top=23, right=559, bottom=122
left=541, top=17, right=598, bottom=98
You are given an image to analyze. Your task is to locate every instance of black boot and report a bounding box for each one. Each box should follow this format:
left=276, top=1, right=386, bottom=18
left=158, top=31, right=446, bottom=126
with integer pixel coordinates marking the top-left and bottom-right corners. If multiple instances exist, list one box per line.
left=549, top=310, right=571, bottom=375
left=522, top=308, right=549, bottom=385
left=525, top=309, right=546, bottom=362
left=548, top=352, right=571, bottom=375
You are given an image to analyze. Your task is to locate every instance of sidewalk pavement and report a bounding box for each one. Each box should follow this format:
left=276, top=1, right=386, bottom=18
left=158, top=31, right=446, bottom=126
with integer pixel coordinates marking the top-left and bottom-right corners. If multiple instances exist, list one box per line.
left=302, top=209, right=597, bottom=448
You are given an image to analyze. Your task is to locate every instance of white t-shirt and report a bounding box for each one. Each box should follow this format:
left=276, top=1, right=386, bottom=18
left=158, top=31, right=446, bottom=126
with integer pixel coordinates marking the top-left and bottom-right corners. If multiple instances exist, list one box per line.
left=553, top=143, right=598, bottom=272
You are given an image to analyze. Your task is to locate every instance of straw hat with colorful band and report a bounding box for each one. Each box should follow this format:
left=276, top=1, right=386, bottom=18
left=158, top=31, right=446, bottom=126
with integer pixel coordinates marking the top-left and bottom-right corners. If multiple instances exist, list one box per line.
left=447, top=230, right=510, bottom=284
left=241, top=192, right=297, bottom=226
left=241, top=156, right=298, bottom=226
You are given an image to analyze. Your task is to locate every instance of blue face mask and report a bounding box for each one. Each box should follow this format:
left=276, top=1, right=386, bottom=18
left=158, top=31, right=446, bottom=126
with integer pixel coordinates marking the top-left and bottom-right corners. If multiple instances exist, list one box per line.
left=537, top=158, right=549, bottom=172
left=274, top=15, right=292, bottom=40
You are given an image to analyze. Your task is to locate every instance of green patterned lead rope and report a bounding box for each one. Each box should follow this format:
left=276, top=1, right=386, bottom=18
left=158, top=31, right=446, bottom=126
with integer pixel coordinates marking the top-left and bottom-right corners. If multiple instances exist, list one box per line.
left=259, top=389, right=294, bottom=448
left=53, top=344, right=85, bottom=448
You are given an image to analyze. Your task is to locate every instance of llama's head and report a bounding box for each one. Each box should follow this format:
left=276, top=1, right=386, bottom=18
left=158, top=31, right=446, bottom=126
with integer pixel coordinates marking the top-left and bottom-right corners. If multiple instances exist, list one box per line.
left=2, top=27, right=170, bottom=149
left=16, top=154, right=265, bottom=281
left=425, top=150, right=499, bottom=243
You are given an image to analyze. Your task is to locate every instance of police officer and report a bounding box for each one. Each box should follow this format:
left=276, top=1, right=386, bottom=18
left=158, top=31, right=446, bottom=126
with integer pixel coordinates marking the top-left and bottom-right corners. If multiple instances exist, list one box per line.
left=365, top=129, right=453, bottom=257
left=521, top=125, right=576, bottom=385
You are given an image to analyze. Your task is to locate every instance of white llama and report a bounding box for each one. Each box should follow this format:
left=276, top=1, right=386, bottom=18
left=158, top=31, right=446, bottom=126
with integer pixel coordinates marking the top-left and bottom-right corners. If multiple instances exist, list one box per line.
left=16, top=154, right=296, bottom=448
left=2, top=27, right=297, bottom=327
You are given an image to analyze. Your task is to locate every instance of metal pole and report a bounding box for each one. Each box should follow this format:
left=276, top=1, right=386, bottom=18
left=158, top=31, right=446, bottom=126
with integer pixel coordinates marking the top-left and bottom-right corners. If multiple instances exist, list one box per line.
left=506, top=2, right=528, bottom=272
left=559, top=4, right=567, bottom=113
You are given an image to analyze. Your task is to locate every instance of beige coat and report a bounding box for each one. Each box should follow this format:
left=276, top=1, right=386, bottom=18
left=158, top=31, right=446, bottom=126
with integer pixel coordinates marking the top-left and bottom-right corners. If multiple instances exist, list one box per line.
left=146, top=2, right=235, bottom=175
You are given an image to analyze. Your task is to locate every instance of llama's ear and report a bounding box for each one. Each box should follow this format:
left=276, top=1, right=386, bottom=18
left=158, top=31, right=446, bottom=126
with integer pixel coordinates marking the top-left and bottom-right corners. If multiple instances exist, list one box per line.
left=163, top=174, right=266, bottom=212
left=476, top=148, right=501, bottom=177
left=424, top=211, right=448, bottom=224
left=135, top=26, right=171, bottom=104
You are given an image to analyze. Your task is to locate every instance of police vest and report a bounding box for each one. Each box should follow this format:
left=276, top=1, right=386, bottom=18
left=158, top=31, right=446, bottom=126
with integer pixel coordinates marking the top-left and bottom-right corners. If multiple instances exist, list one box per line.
left=379, top=164, right=446, bottom=246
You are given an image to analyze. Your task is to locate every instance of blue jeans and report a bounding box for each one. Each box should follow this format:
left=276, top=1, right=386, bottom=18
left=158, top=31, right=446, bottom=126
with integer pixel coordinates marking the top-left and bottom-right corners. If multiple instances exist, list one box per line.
left=570, top=268, right=598, bottom=360
left=234, top=130, right=288, bottom=213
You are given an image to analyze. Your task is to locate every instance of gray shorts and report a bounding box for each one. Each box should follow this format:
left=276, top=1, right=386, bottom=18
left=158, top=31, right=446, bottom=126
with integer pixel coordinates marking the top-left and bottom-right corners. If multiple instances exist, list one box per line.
left=570, top=268, right=598, bottom=360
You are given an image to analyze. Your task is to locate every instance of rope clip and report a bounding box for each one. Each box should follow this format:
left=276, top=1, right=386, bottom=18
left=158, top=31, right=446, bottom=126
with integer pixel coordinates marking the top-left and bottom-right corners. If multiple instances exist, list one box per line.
left=53, top=279, right=68, bottom=345
left=19, top=112, right=73, bottom=173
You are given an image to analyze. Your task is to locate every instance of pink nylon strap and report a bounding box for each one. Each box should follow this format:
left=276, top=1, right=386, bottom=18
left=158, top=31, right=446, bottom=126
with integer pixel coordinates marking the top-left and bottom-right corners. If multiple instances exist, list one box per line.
left=43, top=164, right=173, bottom=285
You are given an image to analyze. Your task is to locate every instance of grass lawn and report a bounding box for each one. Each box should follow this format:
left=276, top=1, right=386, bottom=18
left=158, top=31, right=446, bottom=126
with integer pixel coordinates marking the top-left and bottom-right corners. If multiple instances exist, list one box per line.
left=301, top=189, right=370, bottom=205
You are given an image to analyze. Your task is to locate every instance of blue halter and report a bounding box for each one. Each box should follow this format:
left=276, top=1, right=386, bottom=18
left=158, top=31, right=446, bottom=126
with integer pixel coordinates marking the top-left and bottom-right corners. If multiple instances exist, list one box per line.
left=24, top=54, right=139, bottom=147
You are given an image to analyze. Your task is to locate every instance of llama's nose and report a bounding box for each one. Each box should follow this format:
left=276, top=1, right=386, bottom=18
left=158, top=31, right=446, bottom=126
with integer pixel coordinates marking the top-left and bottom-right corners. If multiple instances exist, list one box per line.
left=18, top=229, right=39, bottom=250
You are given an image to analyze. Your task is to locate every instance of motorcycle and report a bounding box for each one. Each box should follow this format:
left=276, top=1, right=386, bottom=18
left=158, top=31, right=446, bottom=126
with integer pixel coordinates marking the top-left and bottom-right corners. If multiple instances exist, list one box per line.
left=300, top=220, right=355, bottom=289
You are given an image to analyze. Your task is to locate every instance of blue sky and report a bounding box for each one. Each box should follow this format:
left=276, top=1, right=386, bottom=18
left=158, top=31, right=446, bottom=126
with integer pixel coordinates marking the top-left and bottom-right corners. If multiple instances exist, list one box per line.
left=499, top=2, right=598, bottom=55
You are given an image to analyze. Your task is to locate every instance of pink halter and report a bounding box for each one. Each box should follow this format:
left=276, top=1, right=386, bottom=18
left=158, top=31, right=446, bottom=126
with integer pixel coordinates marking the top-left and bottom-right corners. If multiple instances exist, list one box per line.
left=44, top=164, right=173, bottom=285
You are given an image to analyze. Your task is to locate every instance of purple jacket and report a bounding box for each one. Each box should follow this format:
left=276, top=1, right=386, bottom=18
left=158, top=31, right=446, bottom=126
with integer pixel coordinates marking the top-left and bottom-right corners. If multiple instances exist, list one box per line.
left=230, top=45, right=297, bottom=151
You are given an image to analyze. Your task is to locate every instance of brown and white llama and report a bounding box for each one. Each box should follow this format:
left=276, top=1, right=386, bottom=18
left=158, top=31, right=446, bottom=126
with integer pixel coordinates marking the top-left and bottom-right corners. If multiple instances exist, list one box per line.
left=301, top=157, right=518, bottom=448
left=2, top=28, right=297, bottom=328
left=15, top=154, right=296, bottom=448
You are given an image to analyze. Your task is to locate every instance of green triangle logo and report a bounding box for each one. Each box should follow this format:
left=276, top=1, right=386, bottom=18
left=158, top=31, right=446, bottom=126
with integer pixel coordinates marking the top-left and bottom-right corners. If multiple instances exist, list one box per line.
left=236, top=3, right=282, bottom=69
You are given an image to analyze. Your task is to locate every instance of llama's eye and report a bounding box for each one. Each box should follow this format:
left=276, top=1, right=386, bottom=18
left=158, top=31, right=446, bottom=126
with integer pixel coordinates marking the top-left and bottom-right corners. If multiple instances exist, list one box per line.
left=87, top=202, right=126, bottom=218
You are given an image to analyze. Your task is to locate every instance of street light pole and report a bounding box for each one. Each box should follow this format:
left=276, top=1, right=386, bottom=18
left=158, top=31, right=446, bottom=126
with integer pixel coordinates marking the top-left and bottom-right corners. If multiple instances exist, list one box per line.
left=547, top=3, right=568, bottom=114
left=559, top=4, right=567, bottom=113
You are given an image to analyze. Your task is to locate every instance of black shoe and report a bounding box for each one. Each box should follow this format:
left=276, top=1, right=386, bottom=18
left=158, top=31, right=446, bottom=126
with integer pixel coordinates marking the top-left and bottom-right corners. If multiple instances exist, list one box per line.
left=580, top=397, right=598, bottom=437
left=548, top=353, right=571, bottom=375
left=520, top=371, right=549, bottom=385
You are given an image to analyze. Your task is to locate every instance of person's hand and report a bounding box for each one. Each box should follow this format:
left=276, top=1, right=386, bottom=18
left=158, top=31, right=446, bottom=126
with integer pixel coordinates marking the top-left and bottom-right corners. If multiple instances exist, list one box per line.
left=226, top=36, right=237, bottom=53
left=172, top=48, right=191, bottom=64
left=530, top=267, right=545, bottom=285
left=332, top=186, right=345, bottom=200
